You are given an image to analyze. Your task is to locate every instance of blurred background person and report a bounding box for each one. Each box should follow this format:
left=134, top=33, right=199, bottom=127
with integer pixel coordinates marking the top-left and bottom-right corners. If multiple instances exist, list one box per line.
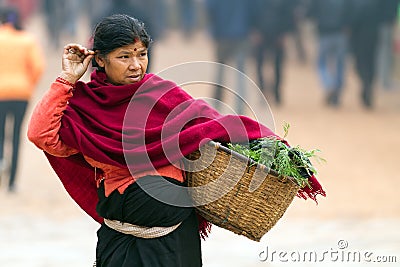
left=348, top=0, right=384, bottom=109
left=106, top=0, right=167, bottom=41
left=205, top=0, right=253, bottom=114
left=86, top=0, right=113, bottom=33
left=64, top=0, right=80, bottom=41
left=287, top=0, right=310, bottom=64
left=2, top=0, right=39, bottom=26
left=251, top=0, right=294, bottom=106
left=41, top=0, right=81, bottom=49
left=308, top=0, right=352, bottom=107
left=176, top=0, right=198, bottom=39
left=376, top=0, right=400, bottom=90
left=0, top=6, right=44, bottom=192
left=42, top=0, right=68, bottom=49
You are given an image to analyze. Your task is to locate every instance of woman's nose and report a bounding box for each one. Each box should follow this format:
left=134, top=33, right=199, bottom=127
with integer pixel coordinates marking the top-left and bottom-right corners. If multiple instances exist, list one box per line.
left=129, top=57, right=140, bottom=70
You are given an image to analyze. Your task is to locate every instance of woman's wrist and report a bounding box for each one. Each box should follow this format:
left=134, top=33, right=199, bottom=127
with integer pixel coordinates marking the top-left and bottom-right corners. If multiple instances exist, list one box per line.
left=55, top=77, right=76, bottom=89
left=56, top=72, right=78, bottom=88
left=58, top=72, right=79, bottom=85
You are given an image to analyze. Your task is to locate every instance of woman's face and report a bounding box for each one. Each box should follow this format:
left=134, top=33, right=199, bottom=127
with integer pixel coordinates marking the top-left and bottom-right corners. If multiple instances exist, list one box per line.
left=95, top=41, right=148, bottom=85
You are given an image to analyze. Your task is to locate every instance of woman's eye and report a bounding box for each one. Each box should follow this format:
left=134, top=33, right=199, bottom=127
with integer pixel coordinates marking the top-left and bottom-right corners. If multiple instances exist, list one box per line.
left=140, top=52, right=147, bottom=57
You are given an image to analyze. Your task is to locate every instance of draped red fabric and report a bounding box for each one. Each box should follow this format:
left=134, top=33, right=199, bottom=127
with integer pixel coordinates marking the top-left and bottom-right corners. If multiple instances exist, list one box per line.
left=45, top=70, right=325, bottom=229
left=58, top=71, right=278, bottom=172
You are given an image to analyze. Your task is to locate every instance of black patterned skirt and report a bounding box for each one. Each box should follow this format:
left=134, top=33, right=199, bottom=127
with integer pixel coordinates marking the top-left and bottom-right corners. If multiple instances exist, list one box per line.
left=95, top=176, right=202, bottom=267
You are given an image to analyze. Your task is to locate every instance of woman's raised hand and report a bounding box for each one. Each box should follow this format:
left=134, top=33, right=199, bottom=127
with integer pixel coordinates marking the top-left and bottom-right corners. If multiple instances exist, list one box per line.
left=59, top=43, right=96, bottom=84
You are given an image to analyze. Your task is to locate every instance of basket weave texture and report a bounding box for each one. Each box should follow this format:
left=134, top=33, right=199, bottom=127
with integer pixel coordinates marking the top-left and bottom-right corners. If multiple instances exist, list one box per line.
left=186, top=141, right=300, bottom=242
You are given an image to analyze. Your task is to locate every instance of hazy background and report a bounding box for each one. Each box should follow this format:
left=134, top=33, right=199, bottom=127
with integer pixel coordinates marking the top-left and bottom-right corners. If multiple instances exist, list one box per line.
left=1, top=0, right=400, bottom=266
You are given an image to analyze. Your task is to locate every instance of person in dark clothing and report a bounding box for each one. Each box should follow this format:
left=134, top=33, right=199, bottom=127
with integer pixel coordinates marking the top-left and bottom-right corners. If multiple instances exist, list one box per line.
left=309, top=0, right=352, bottom=106
left=0, top=6, right=44, bottom=192
left=287, top=0, right=309, bottom=64
left=42, top=0, right=68, bottom=49
left=251, top=0, right=294, bottom=105
left=376, top=0, right=400, bottom=89
left=348, top=0, right=385, bottom=108
left=176, top=0, right=198, bottom=39
left=205, top=0, right=253, bottom=114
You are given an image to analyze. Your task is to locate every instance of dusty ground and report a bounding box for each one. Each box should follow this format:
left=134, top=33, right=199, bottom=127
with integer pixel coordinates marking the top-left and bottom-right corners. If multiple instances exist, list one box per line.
left=1, top=14, right=400, bottom=266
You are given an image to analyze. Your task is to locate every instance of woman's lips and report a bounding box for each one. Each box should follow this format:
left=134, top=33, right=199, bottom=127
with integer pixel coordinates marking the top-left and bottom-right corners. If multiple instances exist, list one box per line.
left=128, top=74, right=141, bottom=82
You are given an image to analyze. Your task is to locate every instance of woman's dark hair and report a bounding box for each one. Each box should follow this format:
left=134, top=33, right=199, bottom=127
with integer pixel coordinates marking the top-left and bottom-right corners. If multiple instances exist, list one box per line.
left=91, top=14, right=152, bottom=69
left=0, top=6, right=22, bottom=30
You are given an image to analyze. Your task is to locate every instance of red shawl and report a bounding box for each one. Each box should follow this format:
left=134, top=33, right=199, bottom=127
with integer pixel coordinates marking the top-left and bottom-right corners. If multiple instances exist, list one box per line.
left=45, top=70, right=325, bottom=229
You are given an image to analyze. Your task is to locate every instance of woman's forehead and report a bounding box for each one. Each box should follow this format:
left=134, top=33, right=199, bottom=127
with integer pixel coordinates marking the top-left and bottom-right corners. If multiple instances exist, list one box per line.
left=113, top=42, right=147, bottom=52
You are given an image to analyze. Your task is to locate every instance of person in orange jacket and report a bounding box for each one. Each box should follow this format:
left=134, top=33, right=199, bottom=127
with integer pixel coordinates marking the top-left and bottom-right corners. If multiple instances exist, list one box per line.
left=0, top=6, right=44, bottom=192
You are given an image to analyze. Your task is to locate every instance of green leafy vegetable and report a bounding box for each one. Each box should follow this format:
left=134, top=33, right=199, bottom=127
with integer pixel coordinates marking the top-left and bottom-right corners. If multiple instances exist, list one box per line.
left=227, top=122, right=323, bottom=188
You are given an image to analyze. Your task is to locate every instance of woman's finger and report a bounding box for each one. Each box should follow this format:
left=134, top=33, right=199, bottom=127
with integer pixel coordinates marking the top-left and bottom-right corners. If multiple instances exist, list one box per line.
left=64, top=43, right=90, bottom=56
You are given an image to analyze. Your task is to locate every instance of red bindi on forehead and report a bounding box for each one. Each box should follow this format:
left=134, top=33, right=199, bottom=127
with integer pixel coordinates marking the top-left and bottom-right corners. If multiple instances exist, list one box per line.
left=133, top=37, right=140, bottom=51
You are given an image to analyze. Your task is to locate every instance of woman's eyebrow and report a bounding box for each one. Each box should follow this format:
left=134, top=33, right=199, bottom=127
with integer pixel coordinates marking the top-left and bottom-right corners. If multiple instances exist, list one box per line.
left=118, top=50, right=132, bottom=54
left=118, top=48, right=147, bottom=54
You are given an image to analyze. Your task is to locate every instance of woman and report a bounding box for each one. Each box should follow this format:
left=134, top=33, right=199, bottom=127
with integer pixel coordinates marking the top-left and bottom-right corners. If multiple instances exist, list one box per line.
left=28, top=14, right=325, bottom=266
left=0, top=6, right=44, bottom=192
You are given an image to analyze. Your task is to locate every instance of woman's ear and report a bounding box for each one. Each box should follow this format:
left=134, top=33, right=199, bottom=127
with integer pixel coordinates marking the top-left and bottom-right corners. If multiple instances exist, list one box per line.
left=95, top=54, right=105, bottom=68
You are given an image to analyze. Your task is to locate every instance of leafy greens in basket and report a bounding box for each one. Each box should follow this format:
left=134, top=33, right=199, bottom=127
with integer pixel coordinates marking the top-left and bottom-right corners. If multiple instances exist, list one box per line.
left=227, top=123, right=323, bottom=188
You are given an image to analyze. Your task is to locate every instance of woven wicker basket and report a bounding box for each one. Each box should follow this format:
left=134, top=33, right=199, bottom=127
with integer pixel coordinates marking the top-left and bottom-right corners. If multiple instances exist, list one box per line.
left=186, top=141, right=300, bottom=242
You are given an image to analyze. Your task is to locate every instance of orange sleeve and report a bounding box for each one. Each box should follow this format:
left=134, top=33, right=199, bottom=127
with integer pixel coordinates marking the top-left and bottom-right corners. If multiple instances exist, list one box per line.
left=27, top=81, right=79, bottom=157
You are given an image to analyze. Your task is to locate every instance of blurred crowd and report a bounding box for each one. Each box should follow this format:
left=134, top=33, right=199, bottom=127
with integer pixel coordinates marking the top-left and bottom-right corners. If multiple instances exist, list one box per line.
left=0, top=0, right=400, bottom=191
left=203, top=0, right=400, bottom=109
left=1, top=0, right=399, bottom=108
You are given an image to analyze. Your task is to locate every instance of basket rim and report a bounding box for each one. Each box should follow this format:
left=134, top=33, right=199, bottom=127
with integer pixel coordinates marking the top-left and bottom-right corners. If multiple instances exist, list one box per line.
left=205, top=140, right=298, bottom=185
